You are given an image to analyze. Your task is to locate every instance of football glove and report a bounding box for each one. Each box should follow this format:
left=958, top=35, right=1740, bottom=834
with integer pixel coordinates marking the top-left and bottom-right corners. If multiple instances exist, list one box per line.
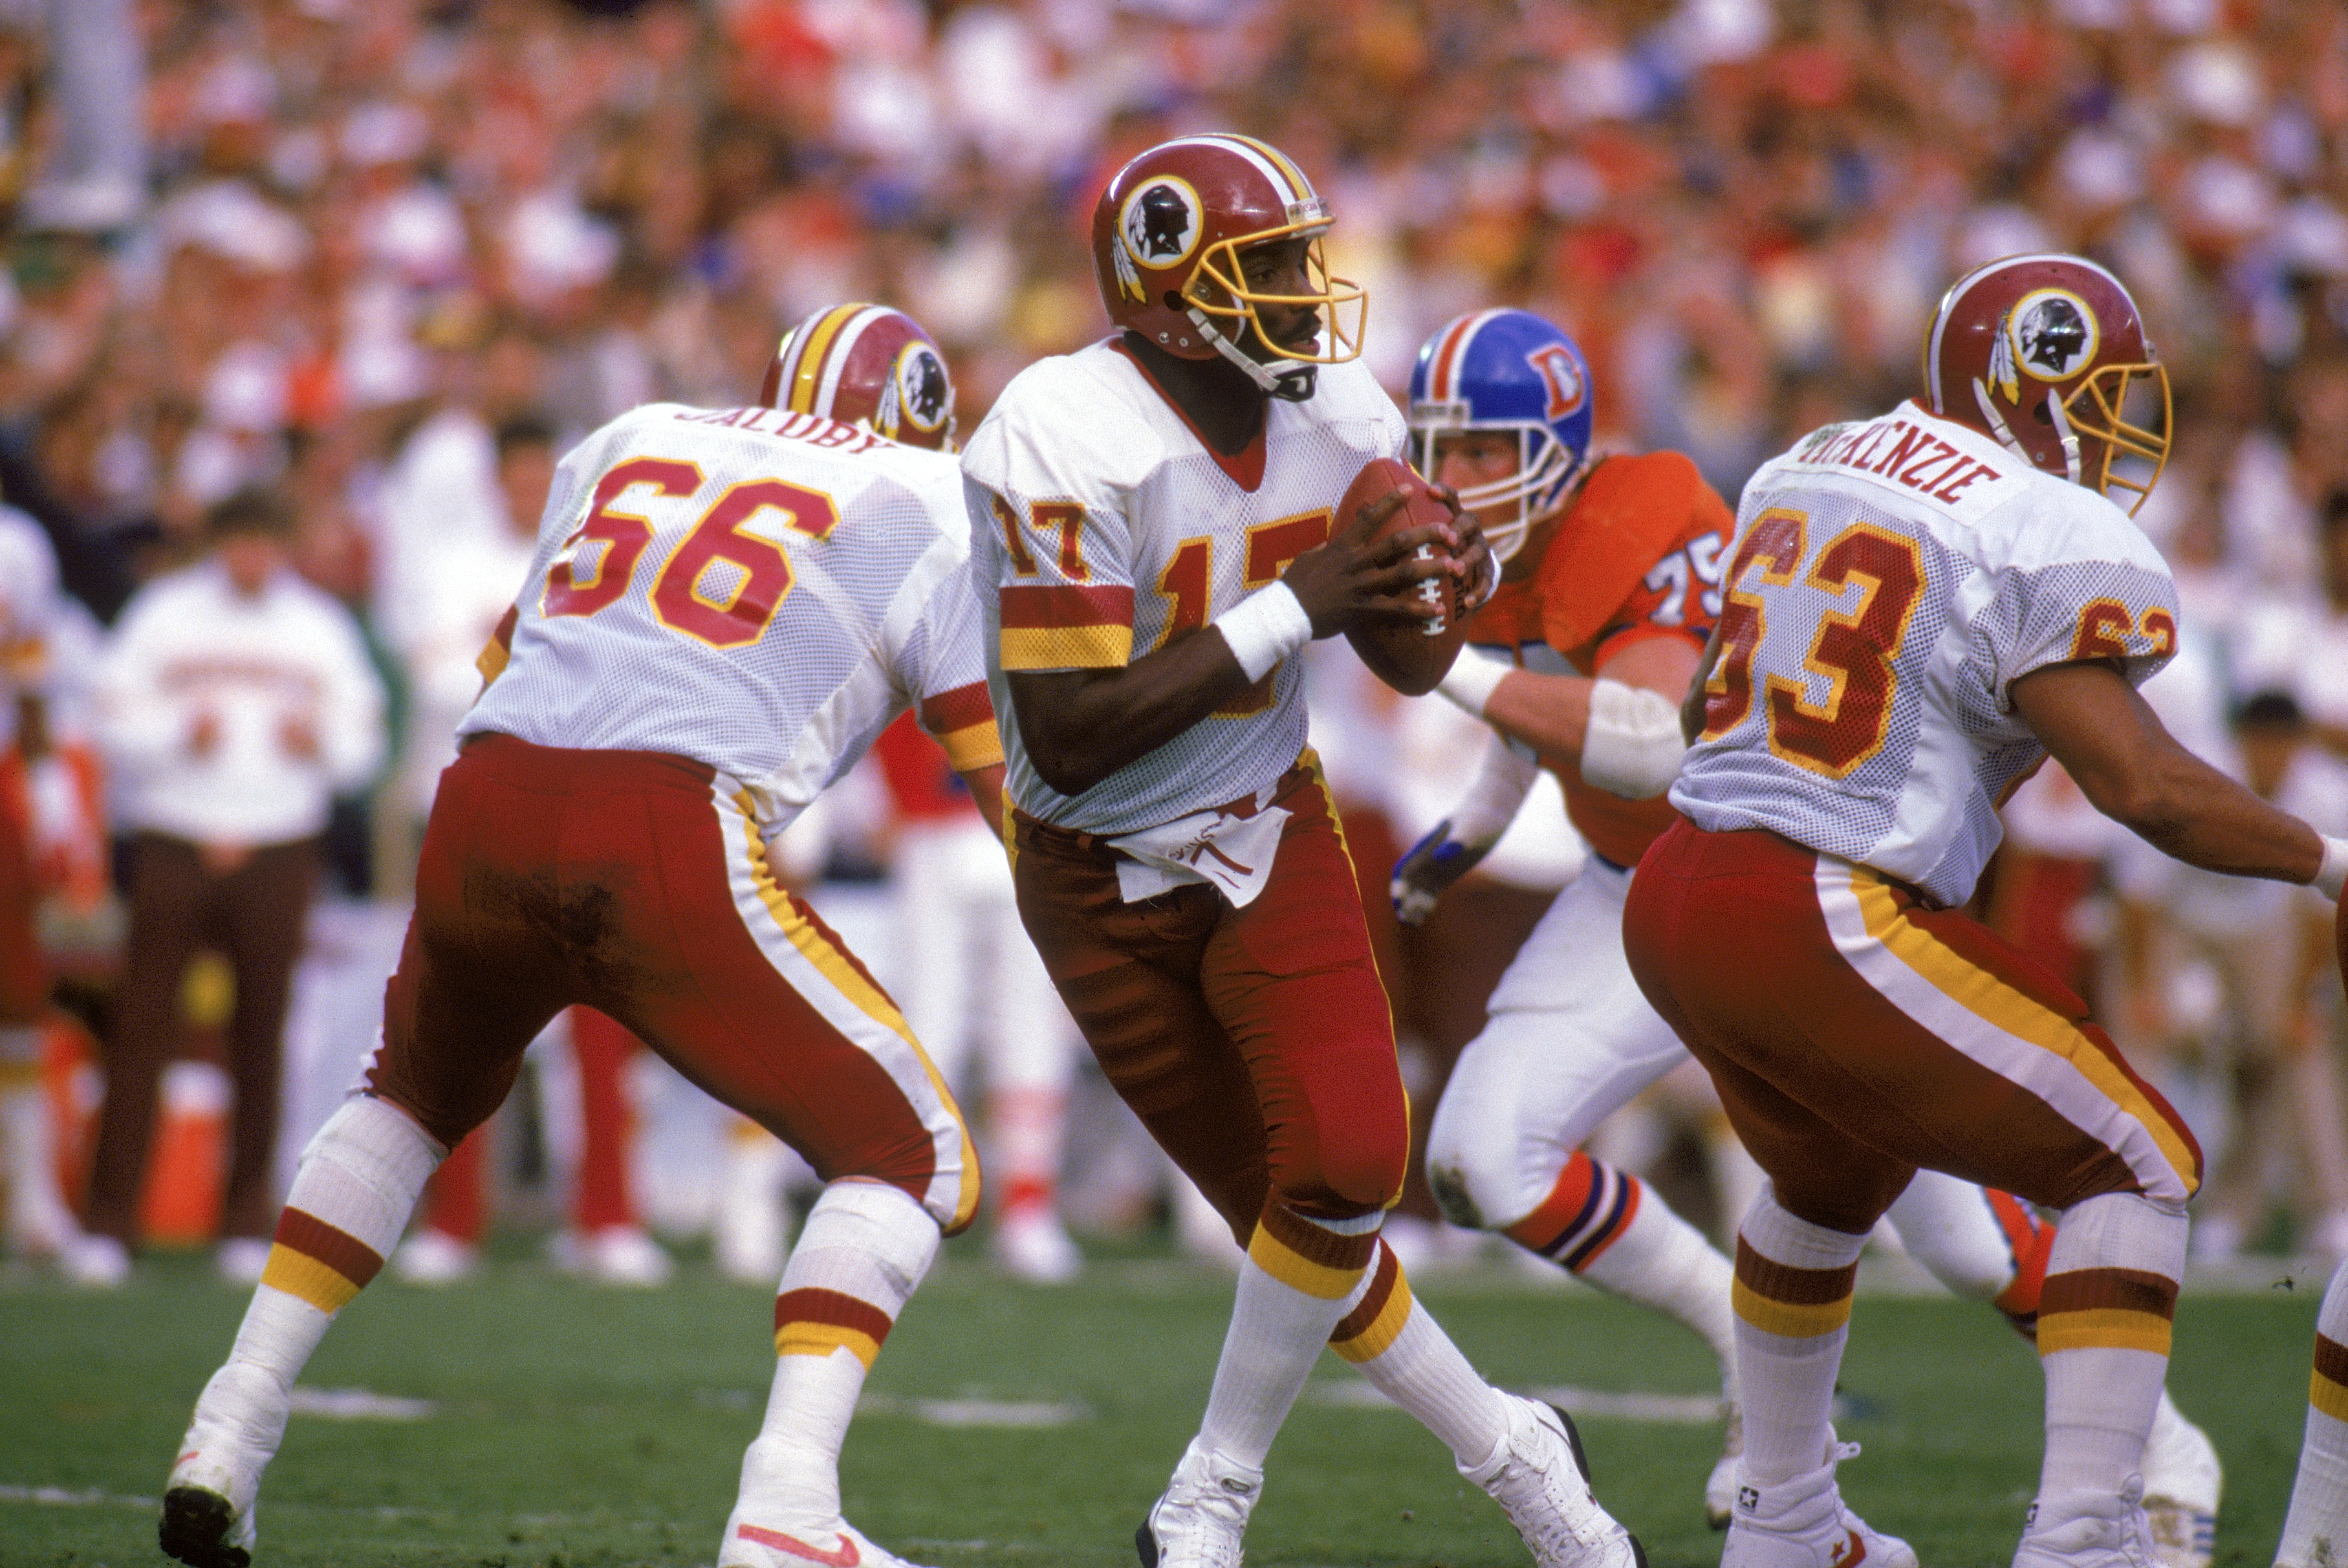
left=1391, top=819, right=1494, bottom=927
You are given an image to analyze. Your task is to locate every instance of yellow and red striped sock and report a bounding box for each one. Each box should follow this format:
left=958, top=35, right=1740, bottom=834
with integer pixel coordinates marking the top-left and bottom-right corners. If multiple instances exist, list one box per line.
left=2035, top=1192, right=2185, bottom=1501
left=1195, top=1198, right=1379, bottom=1469
left=733, top=1181, right=940, bottom=1533
left=1330, top=1238, right=1510, bottom=1465
left=1733, top=1186, right=1867, bottom=1490
left=2279, top=1261, right=2348, bottom=1568
left=180, top=1096, right=442, bottom=1476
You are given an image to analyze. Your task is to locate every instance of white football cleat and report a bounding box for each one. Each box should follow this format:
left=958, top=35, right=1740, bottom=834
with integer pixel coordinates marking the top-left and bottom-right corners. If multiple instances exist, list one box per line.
left=215, top=1237, right=270, bottom=1287
left=1723, top=1439, right=1917, bottom=1568
left=1135, top=1439, right=1259, bottom=1567
left=1461, top=1397, right=1646, bottom=1568
left=1707, top=1403, right=1745, bottom=1529
left=549, top=1225, right=674, bottom=1287
left=992, top=1206, right=1082, bottom=1284
left=2013, top=1477, right=2160, bottom=1568
left=391, top=1228, right=478, bottom=1285
left=2139, top=1393, right=2219, bottom=1568
left=160, top=1361, right=288, bottom=1568
left=61, top=1232, right=130, bottom=1287
left=720, top=1516, right=939, bottom=1568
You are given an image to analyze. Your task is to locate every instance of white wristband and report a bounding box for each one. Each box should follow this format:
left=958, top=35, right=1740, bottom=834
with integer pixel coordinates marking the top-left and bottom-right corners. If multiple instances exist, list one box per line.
left=2317, top=835, right=2348, bottom=902
left=1437, top=650, right=1511, bottom=717
left=1214, top=580, right=1313, bottom=682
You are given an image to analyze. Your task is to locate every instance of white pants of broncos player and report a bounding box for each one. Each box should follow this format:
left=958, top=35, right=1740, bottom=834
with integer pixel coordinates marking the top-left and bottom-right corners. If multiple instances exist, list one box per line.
left=1425, top=853, right=2023, bottom=1296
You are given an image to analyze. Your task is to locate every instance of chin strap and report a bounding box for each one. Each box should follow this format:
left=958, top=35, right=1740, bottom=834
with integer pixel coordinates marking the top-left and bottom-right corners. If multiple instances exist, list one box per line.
left=1972, top=378, right=2028, bottom=461
left=1972, top=377, right=2087, bottom=485
left=1186, top=307, right=1317, bottom=401
left=2043, top=389, right=2083, bottom=485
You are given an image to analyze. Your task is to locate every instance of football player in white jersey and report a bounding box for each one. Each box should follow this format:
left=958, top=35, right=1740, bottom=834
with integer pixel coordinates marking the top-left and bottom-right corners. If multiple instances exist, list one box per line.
left=1624, top=254, right=2348, bottom=1568
left=1397, top=308, right=2221, bottom=1560
left=961, top=133, right=1640, bottom=1568
left=162, top=306, right=999, bottom=1568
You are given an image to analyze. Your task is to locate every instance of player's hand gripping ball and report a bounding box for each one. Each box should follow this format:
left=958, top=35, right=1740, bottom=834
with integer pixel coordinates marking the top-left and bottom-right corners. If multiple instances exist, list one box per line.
left=1340, top=457, right=1470, bottom=697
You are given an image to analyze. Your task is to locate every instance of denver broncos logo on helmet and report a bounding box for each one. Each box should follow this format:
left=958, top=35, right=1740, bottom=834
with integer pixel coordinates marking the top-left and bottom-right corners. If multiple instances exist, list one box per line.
left=1527, top=343, right=1586, bottom=422
left=1121, top=177, right=1201, bottom=268
left=897, top=343, right=951, bottom=434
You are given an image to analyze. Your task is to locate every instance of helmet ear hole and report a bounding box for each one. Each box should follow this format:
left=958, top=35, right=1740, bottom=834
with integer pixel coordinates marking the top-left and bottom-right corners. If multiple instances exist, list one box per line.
left=2031, top=400, right=2054, bottom=425
left=1162, top=290, right=1187, bottom=312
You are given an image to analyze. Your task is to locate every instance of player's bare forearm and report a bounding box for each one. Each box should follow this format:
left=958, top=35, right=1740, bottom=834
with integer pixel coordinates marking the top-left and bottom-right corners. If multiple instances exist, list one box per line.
left=1480, top=636, right=1702, bottom=764
left=2012, top=660, right=2326, bottom=884
left=1478, top=668, right=1593, bottom=761
left=1006, top=640, right=1261, bottom=796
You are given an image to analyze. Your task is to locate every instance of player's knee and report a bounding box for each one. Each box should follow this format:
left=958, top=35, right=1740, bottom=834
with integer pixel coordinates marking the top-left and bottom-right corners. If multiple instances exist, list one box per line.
left=1423, top=1132, right=1522, bottom=1232
left=1766, top=1170, right=1898, bottom=1237
left=1276, top=1123, right=1407, bottom=1217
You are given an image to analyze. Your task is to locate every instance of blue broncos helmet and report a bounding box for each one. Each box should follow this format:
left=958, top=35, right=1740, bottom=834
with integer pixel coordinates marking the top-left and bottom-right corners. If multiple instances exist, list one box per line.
left=1407, top=309, right=1594, bottom=565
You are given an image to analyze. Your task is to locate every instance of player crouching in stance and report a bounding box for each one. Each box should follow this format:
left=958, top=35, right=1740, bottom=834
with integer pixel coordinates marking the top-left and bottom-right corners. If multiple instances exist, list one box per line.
left=961, top=134, right=1642, bottom=1568
left=1626, top=252, right=2348, bottom=1568
left=1396, top=307, right=2221, bottom=1564
left=162, top=305, right=994, bottom=1568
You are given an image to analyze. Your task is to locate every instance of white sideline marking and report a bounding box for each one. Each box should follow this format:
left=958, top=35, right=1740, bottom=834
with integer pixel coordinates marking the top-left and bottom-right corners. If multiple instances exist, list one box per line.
left=287, top=1386, right=437, bottom=1420
left=861, top=1395, right=1089, bottom=1428
left=1312, top=1381, right=1724, bottom=1424
left=0, top=1484, right=157, bottom=1509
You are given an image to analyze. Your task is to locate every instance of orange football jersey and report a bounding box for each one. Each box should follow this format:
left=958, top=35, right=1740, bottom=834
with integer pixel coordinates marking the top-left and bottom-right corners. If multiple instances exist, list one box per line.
left=1462, top=450, right=1732, bottom=867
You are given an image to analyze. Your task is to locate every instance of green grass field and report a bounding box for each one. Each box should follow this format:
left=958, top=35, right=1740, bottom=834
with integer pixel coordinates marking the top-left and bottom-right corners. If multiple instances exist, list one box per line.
left=0, top=1245, right=2322, bottom=1568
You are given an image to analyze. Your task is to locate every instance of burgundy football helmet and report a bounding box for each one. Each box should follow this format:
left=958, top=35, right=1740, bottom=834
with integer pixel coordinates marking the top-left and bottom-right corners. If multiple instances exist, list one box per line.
left=1922, top=254, right=2169, bottom=514
left=1090, top=133, right=1365, bottom=400
left=759, top=303, right=957, bottom=451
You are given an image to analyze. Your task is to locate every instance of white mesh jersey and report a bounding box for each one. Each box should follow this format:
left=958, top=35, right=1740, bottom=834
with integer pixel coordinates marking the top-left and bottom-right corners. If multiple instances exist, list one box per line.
left=961, top=339, right=1404, bottom=834
left=1671, top=400, right=2179, bottom=908
left=461, top=402, right=1001, bottom=839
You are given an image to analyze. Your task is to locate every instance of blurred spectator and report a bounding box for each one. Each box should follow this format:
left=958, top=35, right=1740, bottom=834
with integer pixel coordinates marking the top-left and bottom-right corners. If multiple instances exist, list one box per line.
left=869, top=713, right=1085, bottom=1283
left=386, top=410, right=552, bottom=882
left=69, top=486, right=383, bottom=1287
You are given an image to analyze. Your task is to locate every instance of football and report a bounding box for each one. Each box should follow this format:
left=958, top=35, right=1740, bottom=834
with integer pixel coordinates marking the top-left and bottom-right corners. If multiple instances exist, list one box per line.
left=1339, top=456, right=1468, bottom=697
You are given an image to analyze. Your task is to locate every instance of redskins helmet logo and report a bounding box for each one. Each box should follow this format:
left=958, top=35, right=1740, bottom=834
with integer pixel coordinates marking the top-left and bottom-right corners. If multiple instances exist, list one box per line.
left=896, top=343, right=950, bottom=434
left=1114, top=177, right=1202, bottom=304
left=1991, top=289, right=2099, bottom=402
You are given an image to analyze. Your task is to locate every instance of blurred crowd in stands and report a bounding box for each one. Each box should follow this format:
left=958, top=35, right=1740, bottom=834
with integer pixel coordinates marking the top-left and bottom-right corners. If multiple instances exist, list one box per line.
left=1, top=0, right=2345, bottom=1285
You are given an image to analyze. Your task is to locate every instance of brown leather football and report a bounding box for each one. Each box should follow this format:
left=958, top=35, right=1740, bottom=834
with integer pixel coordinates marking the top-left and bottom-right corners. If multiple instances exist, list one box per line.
left=1339, top=456, right=1467, bottom=697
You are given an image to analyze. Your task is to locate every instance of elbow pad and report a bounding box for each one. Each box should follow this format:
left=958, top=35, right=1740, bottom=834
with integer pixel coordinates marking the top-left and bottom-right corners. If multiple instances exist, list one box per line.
left=1580, top=679, right=1686, bottom=800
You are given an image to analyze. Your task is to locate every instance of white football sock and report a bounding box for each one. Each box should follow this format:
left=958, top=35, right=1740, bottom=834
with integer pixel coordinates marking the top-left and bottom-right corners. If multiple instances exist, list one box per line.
left=2035, top=1191, right=2184, bottom=1501
left=2, top=1050, right=73, bottom=1250
left=180, top=1095, right=443, bottom=1483
left=1196, top=1203, right=1380, bottom=1469
left=2279, top=1261, right=2348, bottom=1568
left=1332, top=1239, right=1510, bottom=1465
left=1574, top=1187, right=1741, bottom=1410
left=729, top=1180, right=939, bottom=1529
left=1733, top=1184, right=1867, bottom=1489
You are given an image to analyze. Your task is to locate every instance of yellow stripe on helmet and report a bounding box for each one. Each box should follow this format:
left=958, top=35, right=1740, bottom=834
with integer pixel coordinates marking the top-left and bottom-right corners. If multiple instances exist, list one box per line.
left=788, top=304, right=865, bottom=416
